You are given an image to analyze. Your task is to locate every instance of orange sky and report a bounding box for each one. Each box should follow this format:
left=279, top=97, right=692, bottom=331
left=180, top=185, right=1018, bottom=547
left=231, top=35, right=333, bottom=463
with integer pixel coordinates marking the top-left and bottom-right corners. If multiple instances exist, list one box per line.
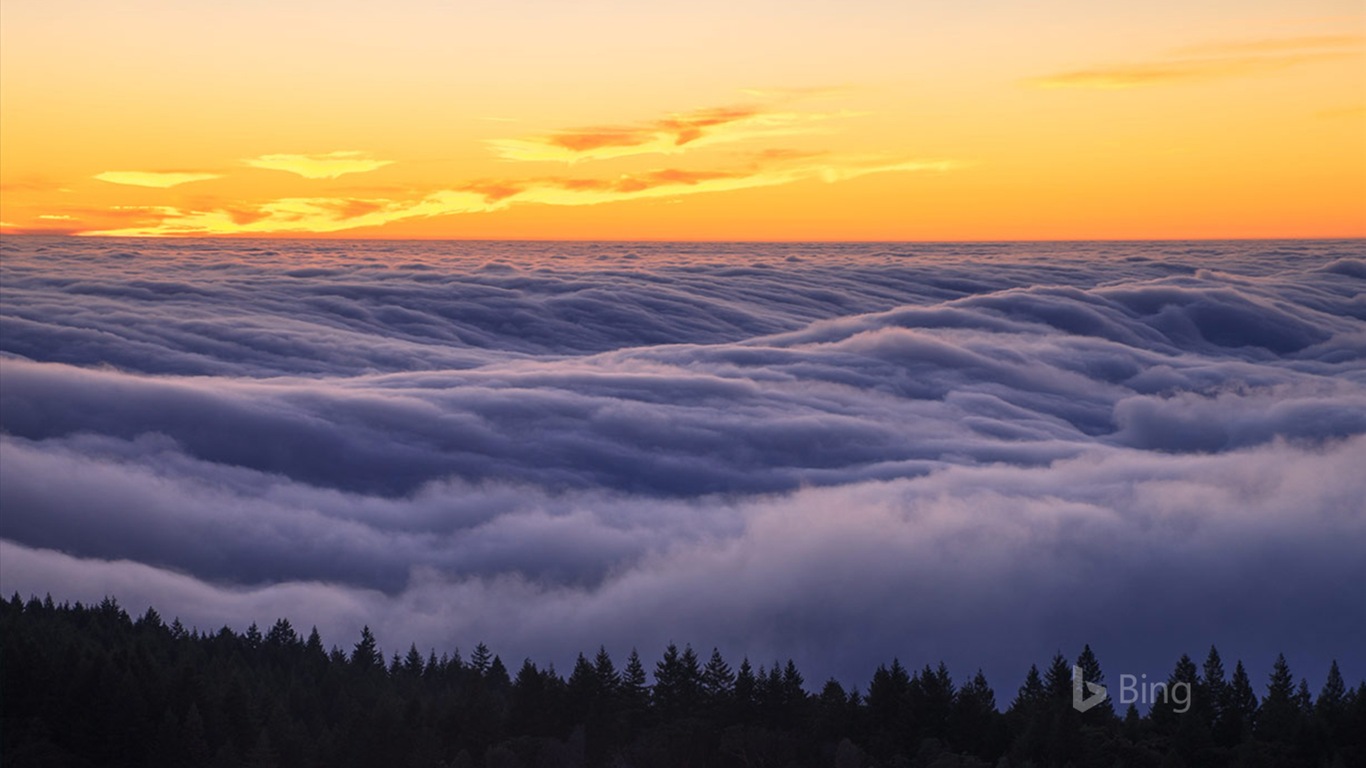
left=1, top=0, right=1363, bottom=240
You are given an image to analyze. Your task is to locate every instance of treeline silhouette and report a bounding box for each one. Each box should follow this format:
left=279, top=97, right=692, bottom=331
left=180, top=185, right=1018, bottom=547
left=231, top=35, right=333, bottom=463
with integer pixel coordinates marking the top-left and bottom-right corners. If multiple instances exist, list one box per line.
left=2, top=595, right=1362, bottom=767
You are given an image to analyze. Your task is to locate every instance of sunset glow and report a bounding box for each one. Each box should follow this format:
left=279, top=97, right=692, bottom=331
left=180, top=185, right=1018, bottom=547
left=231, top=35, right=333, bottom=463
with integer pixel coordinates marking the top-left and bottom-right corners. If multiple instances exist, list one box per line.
left=2, top=0, right=1363, bottom=240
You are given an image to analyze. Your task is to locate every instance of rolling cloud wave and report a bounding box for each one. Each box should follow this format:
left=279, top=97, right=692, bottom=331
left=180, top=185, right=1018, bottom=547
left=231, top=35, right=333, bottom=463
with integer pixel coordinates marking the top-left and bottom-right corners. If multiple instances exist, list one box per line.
left=1, top=238, right=1362, bottom=688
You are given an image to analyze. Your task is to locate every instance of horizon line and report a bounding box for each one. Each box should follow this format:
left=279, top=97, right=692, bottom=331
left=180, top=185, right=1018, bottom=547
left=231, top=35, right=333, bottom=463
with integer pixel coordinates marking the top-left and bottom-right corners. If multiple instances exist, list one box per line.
left=2, top=232, right=1363, bottom=246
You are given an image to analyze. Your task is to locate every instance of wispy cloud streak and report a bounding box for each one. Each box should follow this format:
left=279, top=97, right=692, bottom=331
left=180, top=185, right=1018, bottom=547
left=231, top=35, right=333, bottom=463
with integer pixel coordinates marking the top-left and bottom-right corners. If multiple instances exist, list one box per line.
left=245, top=151, right=394, bottom=179
left=82, top=155, right=957, bottom=236
left=94, top=171, right=222, bottom=188
left=488, top=104, right=855, bottom=163
left=1028, top=34, right=1361, bottom=89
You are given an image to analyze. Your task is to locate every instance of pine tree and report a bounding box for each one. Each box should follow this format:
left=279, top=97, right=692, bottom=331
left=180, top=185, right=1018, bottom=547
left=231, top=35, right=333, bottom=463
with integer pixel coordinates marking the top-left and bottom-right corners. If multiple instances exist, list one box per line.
left=1221, top=660, right=1258, bottom=746
left=1007, top=664, right=1048, bottom=765
left=401, top=644, right=425, bottom=677
left=621, top=648, right=649, bottom=706
left=593, top=646, right=619, bottom=694
left=1258, top=653, right=1299, bottom=743
left=1319, top=660, right=1347, bottom=713
left=618, top=647, right=650, bottom=733
left=512, top=659, right=554, bottom=736
left=1316, top=659, right=1348, bottom=750
left=304, top=626, right=326, bottom=661
left=486, top=655, right=511, bottom=691
left=734, top=657, right=757, bottom=720
left=265, top=618, right=297, bottom=648
left=137, top=606, right=164, bottom=632
left=1153, top=653, right=1211, bottom=761
left=567, top=653, right=600, bottom=707
left=910, top=662, right=954, bottom=743
left=782, top=660, right=806, bottom=702
left=351, top=626, right=381, bottom=670
left=701, top=647, right=735, bottom=708
left=653, top=643, right=702, bottom=718
left=1075, top=645, right=1115, bottom=720
left=952, top=670, right=1001, bottom=757
left=1042, top=653, right=1072, bottom=704
left=1295, top=678, right=1314, bottom=713
left=245, top=622, right=263, bottom=651
left=1201, top=646, right=1227, bottom=735
left=470, top=642, right=493, bottom=677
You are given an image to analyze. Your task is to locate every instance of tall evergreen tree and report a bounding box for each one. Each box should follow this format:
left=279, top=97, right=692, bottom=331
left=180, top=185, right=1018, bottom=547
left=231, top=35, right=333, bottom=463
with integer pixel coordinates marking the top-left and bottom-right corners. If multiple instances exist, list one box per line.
left=567, top=653, right=598, bottom=695
left=1318, top=660, right=1347, bottom=713
left=351, top=626, right=381, bottom=670
left=733, top=657, right=758, bottom=721
left=1201, top=646, right=1227, bottom=736
left=304, top=626, right=326, bottom=662
left=402, top=644, right=426, bottom=677
left=910, top=662, right=955, bottom=744
left=1315, top=659, right=1349, bottom=752
left=701, top=647, right=735, bottom=709
left=1221, top=659, right=1259, bottom=747
left=1153, top=654, right=1211, bottom=762
left=265, top=618, right=297, bottom=649
left=620, top=648, right=650, bottom=714
left=470, top=643, right=493, bottom=677
left=1075, top=645, right=1115, bottom=720
left=1258, top=653, right=1300, bottom=744
left=593, top=646, right=619, bottom=694
left=1042, top=653, right=1072, bottom=704
left=1007, top=664, right=1048, bottom=765
left=951, top=670, right=1001, bottom=758
left=653, top=643, right=703, bottom=719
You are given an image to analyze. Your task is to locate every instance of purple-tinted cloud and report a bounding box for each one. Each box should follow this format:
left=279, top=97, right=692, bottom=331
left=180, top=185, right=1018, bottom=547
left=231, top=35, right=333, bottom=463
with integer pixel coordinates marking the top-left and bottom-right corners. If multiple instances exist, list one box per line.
left=1, top=237, right=1362, bottom=690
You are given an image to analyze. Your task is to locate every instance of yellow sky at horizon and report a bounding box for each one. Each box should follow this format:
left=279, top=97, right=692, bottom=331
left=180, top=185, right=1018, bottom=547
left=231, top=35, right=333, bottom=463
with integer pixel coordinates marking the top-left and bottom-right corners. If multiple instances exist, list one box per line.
left=1, top=0, right=1363, bottom=240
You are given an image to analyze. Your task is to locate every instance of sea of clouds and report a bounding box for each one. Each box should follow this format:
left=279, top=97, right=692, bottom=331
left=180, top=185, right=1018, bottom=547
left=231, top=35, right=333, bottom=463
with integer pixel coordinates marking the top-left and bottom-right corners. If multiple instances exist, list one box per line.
left=1, top=237, right=1363, bottom=691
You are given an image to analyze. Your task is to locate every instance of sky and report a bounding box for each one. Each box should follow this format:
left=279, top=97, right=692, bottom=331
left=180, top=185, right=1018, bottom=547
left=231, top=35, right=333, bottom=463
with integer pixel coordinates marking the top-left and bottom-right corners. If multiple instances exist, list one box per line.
left=1, top=0, right=1363, bottom=240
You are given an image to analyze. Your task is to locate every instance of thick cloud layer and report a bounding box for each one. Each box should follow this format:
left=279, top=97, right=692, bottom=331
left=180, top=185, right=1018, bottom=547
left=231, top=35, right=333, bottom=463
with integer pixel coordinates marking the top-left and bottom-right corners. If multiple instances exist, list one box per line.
left=2, top=236, right=1363, bottom=690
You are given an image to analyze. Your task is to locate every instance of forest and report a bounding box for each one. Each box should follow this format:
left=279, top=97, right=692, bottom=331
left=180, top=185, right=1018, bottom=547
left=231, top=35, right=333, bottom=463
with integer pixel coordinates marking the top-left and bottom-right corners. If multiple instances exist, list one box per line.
left=2, top=594, right=1362, bottom=767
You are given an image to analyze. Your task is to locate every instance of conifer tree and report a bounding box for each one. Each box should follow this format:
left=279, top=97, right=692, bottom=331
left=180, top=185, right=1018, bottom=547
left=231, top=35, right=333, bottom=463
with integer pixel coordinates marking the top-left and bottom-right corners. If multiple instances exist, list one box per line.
left=701, top=647, right=735, bottom=708
left=1011, top=664, right=1046, bottom=715
left=1075, top=644, right=1115, bottom=720
left=402, top=644, right=425, bottom=677
left=1201, top=646, right=1227, bottom=735
left=351, top=626, right=381, bottom=670
left=304, top=626, right=326, bottom=661
left=734, top=657, right=758, bottom=720
left=470, top=642, right=493, bottom=676
left=265, top=618, right=297, bottom=648
left=653, top=643, right=703, bottom=718
left=1042, top=653, right=1072, bottom=704
left=487, top=656, right=511, bottom=691
left=952, top=670, right=1000, bottom=757
left=567, top=652, right=600, bottom=708
left=1007, top=664, right=1048, bottom=765
left=1318, top=660, right=1347, bottom=713
left=245, top=622, right=263, bottom=650
left=593, top=646, right=619, bottom=694
left=621, top=648, right=650, bottom=707
left=1221, top=660, right=1258, bottom=746
left=1316, top=659, right=1348, bottom=750
left=1258, top=653, right=1299, bottom=743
